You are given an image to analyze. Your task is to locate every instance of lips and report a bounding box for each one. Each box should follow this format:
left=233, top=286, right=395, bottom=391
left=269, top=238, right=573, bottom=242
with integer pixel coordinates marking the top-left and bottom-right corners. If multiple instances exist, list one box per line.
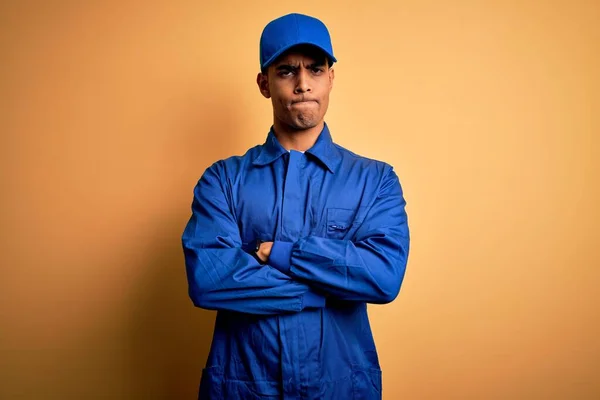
left=292, top=100, right=317, bottom=105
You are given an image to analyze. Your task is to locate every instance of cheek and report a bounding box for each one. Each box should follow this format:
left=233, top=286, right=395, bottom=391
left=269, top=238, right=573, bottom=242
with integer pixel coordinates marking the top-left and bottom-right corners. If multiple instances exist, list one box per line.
left=320, top=89, right=330, bottom=108
left=269, top=92, right=283, bottom=107
left=271, top=95, right=290, bottom=117
left=269, top=82, right=292, bottom=102
left=271, top=91, right=289, bottom=108
left=318, top=81, right=331, bottom=99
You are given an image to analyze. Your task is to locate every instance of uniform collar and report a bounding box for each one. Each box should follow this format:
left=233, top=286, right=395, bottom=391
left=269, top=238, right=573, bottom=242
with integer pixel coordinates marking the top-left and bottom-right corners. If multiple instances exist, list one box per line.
left=252, top=123, right=341, bottom=173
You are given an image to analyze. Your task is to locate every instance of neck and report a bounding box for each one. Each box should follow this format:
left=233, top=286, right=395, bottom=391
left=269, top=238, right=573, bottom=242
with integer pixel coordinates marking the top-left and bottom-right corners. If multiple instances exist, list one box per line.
left=272, top=120, right=324, bottom=152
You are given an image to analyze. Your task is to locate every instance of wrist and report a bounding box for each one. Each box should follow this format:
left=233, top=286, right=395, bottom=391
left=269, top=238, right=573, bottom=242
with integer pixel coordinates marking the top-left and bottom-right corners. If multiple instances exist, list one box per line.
left=268, top=241, right=294, bottom=274
left=257, top=241, right=273, bottom=262
left=254, top=240, right=273, bottom=264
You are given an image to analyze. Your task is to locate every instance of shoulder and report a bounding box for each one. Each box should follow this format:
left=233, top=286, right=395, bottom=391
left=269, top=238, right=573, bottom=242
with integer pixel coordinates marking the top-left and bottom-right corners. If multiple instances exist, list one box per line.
left=333, top=142, right=394, bottom=177
left=204, top=145, right=262, bottom=177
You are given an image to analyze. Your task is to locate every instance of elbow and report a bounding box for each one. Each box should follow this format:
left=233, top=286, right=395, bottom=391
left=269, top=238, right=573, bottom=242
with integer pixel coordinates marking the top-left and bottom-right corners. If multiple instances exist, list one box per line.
left=189, top=288, right=216, bottom=310
left=184, top=253, right=217, bottom=310
left=366, top=234, right=409, bottom=304
left=188, top=286, right=204, bottom=308
left=377, top=281, right=401, bottom=304
left=186, top=267, right=216, bottom=310
left=375, top=262, right=406, bottom=304
left=189, top=288, right=203, bottom=308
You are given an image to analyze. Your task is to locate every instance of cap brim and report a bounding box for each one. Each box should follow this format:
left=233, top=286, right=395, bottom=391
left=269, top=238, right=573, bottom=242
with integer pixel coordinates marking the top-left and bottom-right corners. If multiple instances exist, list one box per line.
left=261, top=42, right=337, bottom=69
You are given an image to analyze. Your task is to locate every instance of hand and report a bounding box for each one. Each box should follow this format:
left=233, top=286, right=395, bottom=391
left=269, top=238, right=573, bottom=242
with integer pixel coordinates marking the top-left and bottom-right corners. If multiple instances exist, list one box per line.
left=256, top=241, right=274, bottom=263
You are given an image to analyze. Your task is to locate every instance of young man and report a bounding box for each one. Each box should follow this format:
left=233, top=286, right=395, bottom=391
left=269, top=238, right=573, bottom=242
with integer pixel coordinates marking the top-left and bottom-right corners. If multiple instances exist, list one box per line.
left=182, top=13, right=410, bottom=400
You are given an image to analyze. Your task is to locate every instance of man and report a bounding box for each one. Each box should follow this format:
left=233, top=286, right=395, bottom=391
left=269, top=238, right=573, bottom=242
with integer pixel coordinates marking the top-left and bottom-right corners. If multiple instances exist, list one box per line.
left=182, top=13, right=410, bottom=400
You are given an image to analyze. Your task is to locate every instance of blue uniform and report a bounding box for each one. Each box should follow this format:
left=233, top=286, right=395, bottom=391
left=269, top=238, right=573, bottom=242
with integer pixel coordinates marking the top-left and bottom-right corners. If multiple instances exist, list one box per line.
left=182, top=124, right=410, bottom=399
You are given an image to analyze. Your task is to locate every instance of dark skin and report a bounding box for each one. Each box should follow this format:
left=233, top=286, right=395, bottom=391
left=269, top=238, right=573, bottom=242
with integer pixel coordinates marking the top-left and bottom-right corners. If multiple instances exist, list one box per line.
left=257, top=46, right=335, bottom=152
left=255, top=46, right=335, bottom=261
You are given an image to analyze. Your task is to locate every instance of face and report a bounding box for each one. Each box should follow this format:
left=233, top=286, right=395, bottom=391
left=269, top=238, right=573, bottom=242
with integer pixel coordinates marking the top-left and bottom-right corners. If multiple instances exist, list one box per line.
left=257, top=47, right=335, bottom=132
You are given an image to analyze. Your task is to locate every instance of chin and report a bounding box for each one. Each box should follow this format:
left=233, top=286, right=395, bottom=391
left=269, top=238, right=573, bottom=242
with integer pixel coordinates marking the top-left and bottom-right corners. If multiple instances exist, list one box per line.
left=292, top=121, right=318, bottom=130
left=293, top=114, right=320, bottom=129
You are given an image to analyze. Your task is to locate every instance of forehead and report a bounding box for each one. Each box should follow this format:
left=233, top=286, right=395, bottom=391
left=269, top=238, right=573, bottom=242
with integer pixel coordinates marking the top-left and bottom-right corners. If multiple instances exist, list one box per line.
left=271, top=45, right=328, bottom=67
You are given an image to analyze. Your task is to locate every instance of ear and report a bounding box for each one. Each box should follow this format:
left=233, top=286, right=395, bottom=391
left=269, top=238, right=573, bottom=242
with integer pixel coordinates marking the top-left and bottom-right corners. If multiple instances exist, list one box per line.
left=256, top=72, right=271, bottom=99
left=328, top=67, right=335, bottom=91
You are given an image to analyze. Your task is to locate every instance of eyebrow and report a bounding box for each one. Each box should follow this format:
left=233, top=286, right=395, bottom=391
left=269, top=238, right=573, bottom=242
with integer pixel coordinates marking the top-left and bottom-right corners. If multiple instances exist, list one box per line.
left=275, top=61, right=327, bottom=71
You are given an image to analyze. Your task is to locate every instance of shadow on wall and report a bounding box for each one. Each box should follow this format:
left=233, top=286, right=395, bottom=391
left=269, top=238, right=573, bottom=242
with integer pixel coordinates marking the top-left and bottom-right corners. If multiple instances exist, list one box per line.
left=125, top=223, right=215, bottom=399
left=123, top=89, right=244, bottom=399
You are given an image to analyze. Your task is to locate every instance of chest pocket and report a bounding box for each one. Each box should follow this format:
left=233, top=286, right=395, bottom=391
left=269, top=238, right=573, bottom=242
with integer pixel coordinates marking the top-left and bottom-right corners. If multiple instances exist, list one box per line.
left=326, top=207, right=367, bottom=240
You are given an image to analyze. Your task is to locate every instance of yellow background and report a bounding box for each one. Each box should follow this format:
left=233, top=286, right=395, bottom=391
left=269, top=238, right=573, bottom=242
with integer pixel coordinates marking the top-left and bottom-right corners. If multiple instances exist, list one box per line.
left=1, top=0, right=599, bottom=398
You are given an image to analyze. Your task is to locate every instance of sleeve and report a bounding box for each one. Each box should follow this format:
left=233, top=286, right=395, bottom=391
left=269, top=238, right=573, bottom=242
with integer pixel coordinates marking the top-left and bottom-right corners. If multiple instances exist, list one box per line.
left=268, top=167, right=410, bottom=304
left=182, top=163, right=326, bottom=315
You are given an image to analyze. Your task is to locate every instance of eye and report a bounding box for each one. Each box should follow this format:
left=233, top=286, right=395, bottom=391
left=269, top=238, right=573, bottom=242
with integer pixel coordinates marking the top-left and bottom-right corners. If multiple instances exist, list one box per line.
left=312, top=67, right=324, bottom=74
left=278, top=70, right=294, bottom=77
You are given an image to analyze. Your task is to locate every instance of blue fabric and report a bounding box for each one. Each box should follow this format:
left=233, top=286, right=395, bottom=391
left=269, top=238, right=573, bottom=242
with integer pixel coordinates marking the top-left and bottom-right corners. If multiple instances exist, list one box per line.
left=260, top=13, right=337, bottom=69
left=182, top=124, right=410, bottom=399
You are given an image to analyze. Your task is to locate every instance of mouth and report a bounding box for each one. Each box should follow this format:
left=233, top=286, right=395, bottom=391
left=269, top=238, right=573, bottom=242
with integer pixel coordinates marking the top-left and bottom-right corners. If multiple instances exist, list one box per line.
left=291, top=100, right=317, bottom=105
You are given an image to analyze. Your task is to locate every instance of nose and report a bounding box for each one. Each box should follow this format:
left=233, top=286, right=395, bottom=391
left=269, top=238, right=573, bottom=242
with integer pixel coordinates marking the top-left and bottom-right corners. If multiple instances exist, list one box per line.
left=294, top=69, right=312, bottom=94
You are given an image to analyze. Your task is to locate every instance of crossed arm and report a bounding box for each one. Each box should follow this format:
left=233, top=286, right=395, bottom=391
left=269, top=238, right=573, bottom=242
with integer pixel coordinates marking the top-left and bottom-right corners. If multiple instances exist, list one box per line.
left=182, top=164, right=410, bottom=315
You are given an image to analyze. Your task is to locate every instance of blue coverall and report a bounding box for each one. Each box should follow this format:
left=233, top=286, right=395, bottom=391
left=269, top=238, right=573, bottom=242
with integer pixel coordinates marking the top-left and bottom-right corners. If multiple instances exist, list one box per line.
left=182, top=124, right=410, bottom=399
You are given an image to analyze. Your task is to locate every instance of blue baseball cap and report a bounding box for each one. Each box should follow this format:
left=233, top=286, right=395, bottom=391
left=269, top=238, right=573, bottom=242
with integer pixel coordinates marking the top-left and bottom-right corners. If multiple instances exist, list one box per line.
left=259, top=13, right=337, bottom=70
